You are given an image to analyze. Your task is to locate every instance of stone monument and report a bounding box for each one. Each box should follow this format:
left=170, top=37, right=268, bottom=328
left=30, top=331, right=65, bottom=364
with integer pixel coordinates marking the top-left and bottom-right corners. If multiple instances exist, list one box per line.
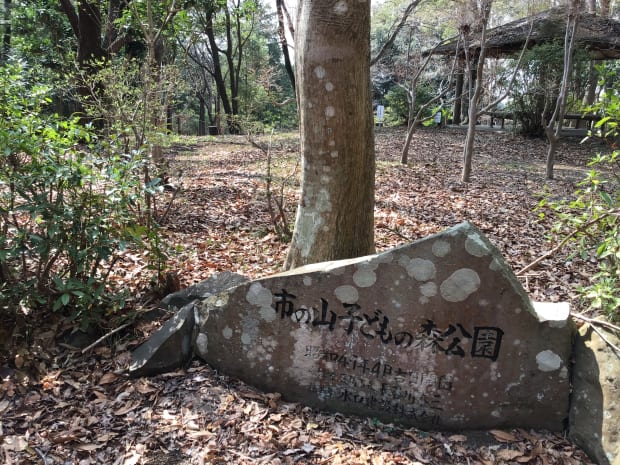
left=192, top=222, right=574, bottom=431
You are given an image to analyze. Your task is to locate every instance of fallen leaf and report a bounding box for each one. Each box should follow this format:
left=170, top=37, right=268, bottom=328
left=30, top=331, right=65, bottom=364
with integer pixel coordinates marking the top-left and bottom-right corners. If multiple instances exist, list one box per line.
left=98, top=373, right=117, bottom=385
left=114, top=401, right=140, bottom=416
left=496, top=448, right=526, bottom=461
left=2, top=435, right=28, bottom=452
left=490, top=429, right=518, bottom=442
left=74, top=443, right=103, bottom=451
left=0, top=399, right=10, bottom=414
left=302, top=443, right=315, bottom=454
left=516, top=455, right=535, bottom=463
left=52, top=433, right=78, bottom=444
left=134, top=380, right=158, bottom=394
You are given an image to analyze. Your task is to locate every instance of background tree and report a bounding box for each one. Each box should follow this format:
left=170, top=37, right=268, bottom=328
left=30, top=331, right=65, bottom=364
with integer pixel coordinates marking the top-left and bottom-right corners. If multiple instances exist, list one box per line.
left=285, top=0, right=375, bottom=269
left=460, top=0, right=492, bottom=183
left=186, top=0, right=259, bottom=133
left=544, top=0, right=582, bottom=180
left=1, top=0, right=11, bottom=62
left=275, top=0, right=295, bottom=90
left=58, top=0, right=127, bottom=66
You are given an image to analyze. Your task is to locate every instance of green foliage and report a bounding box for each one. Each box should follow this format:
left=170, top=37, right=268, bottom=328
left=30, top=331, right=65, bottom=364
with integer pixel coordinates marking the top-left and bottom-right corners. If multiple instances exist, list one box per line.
left=383, top=84, right=435, bottom=126
left=512, top=42, right=589, bottom=137
left=384, top=86, right=409, bottom=125
left=539, top=70, right=620, bottom=321
left=0, top=64, right=167, bottom=327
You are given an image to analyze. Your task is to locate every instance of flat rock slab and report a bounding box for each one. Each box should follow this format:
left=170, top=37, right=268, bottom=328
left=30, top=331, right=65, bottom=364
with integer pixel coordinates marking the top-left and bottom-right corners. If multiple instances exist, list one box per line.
left=195, top=222, right=574, bottom=431
left=130, top=272, right=249, bottom=378
left=570, top=323, right=620, bottom=465
left=130, top=303, right=195, bottom=378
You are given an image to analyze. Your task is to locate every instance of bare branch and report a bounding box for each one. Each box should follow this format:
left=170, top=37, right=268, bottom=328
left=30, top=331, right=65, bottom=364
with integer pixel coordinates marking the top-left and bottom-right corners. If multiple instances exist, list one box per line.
left=477, top=16, right=534, bottom=116
left=516, top=209, right=618, bottom=276
left=371, top=0, right=424, bottom=67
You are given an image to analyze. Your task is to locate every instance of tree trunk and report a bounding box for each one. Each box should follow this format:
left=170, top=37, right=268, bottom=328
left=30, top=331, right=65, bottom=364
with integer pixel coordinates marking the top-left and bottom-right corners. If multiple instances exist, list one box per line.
left=198, top=95, right=206, bottom=136
left=285, top=0, right=375, bottom=270
left=545, top=136, right=559, bottom=179
left=453, top=65, right=464, bottom=125
left=582, top=59, right=599, bottom=107
left=276, top=0, right=295, bottom=91
left=600, top=0, right=610, bottom=17
left=76, top=1, right=106, bottom=65
left=462, top=49, right=486, bottom=182
left=205, top=12, right=232, bottom=117
left=544, top=2, right=579, bottom=180
left=2, top=0, right=10, bottom=62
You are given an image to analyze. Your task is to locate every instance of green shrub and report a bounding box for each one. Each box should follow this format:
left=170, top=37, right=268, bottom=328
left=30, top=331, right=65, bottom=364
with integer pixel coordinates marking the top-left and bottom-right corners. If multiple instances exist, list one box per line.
left=539, top=69, right=619, bottom=321
left=0, top=64, right=166, bottom=327
left=383, top=84, right=435, bottom=126
left=512, top=42, right=589, bottom=137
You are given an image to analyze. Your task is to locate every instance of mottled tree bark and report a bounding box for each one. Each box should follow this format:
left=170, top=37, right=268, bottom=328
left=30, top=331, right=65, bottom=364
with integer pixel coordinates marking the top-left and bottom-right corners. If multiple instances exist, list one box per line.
left=285, top=0, right=375, bottom=270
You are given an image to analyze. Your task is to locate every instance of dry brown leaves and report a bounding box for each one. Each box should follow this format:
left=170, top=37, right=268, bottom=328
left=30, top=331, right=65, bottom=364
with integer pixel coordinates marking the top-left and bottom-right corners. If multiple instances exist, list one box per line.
left=1, top=357, right=594, bottom=464
left=1, top=127, right=602, bottom=464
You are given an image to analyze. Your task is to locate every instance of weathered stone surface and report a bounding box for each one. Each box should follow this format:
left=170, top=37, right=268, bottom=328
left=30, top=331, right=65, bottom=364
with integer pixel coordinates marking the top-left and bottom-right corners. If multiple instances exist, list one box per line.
left=130, top=303, right=195, bottom=378
left=570, top=323, right=620, bottom=465
left=130, top=272, right=249, bottom=377
left=195, top=222, right=574, bottom=431
left=129, top=272, right=249, bottom=377
left=160, top=271, right=248, bottom=309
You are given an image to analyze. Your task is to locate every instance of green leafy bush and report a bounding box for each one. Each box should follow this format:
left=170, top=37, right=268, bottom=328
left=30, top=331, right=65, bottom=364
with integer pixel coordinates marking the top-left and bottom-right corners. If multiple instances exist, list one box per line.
left=0, top=64, right=166, bottom=327
left=384, top=84, right=435, bottom=126
left=512, top=42, right=589, bottom=137
left=539, top=69, right=619, bottom=321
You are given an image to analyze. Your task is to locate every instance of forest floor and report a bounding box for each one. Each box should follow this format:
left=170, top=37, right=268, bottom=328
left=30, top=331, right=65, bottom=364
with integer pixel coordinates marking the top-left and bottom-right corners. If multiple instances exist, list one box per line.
left=1, top=126, right=609, bottom=464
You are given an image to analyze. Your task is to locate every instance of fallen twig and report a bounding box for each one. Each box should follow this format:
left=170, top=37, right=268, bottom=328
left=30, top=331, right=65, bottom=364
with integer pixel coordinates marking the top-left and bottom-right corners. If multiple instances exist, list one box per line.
left=378, top=225, right=413, bottom=242
left=516, top=210, right=617, bottom=276
left=571, top=313, right=620, bottom=333
left=590, top=323, right=620, bottom=355
left=571, top=313, right=620, bottom=354
left=33, top=447, right=48, bottom=465
left=81, top=322, right=132, bottom=354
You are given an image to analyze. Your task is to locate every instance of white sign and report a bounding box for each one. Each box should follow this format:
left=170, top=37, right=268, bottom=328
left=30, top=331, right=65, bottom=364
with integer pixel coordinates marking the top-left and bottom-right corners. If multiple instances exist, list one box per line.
left=376, top=105, right=385, bottom=121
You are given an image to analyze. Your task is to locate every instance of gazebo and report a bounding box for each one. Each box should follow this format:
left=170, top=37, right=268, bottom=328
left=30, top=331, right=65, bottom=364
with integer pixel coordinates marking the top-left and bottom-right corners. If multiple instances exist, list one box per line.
left=432, top=7, right=620, bottom=60
left=427, top=7, right=620, bottom=125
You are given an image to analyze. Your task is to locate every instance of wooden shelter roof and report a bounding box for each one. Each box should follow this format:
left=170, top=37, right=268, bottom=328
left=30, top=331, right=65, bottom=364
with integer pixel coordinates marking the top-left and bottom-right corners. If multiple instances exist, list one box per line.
left=430, top=7, right=620, bottom=60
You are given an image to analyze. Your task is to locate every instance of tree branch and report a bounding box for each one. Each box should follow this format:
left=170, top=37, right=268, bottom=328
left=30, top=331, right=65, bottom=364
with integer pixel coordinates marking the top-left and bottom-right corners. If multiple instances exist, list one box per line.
left=58, top=0, right=79, bottom=38
left=477, top=16, right=534, bottom=116
left=370, top=0, right=423, bottom=67
left=516, top=209, right=619, bottom=276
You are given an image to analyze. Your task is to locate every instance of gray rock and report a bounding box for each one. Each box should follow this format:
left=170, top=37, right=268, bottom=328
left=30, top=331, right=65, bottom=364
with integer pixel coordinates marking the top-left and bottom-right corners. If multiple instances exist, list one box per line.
left=130, top=272, right=249, bottom=377
left=570, top=322, right=620, bottom=465
left=130, top=302, right=195, bottom=378
left=194, top=222, right=574, bottom=431
left=160, top=271, right=248, bottom=309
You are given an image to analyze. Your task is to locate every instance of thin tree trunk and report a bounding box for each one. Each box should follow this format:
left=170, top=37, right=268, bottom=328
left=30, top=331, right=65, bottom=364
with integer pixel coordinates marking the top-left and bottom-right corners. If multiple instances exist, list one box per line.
left=582, top=60, right=599, bottom=107
left=198, top=95, right=206, bottom=136
left=2, top=0, right=10, bottom=62
left=400, top=35, right=457, bottom=164
left=544, top=3, right=579, bottom=180
left=453, top=66, right=464, bottom=125
left=401, top=88, right=449, bottom=164
left=462, top=47, right=486, bottom=182
left=276, top=0, right=295, bottom=91
left=205, top=13, right=232, bottom=116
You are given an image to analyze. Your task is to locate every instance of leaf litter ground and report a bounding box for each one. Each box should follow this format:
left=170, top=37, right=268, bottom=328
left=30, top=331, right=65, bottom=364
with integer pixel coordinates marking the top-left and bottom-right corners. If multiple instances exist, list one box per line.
left=1, top=126, right=605, bottom=464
